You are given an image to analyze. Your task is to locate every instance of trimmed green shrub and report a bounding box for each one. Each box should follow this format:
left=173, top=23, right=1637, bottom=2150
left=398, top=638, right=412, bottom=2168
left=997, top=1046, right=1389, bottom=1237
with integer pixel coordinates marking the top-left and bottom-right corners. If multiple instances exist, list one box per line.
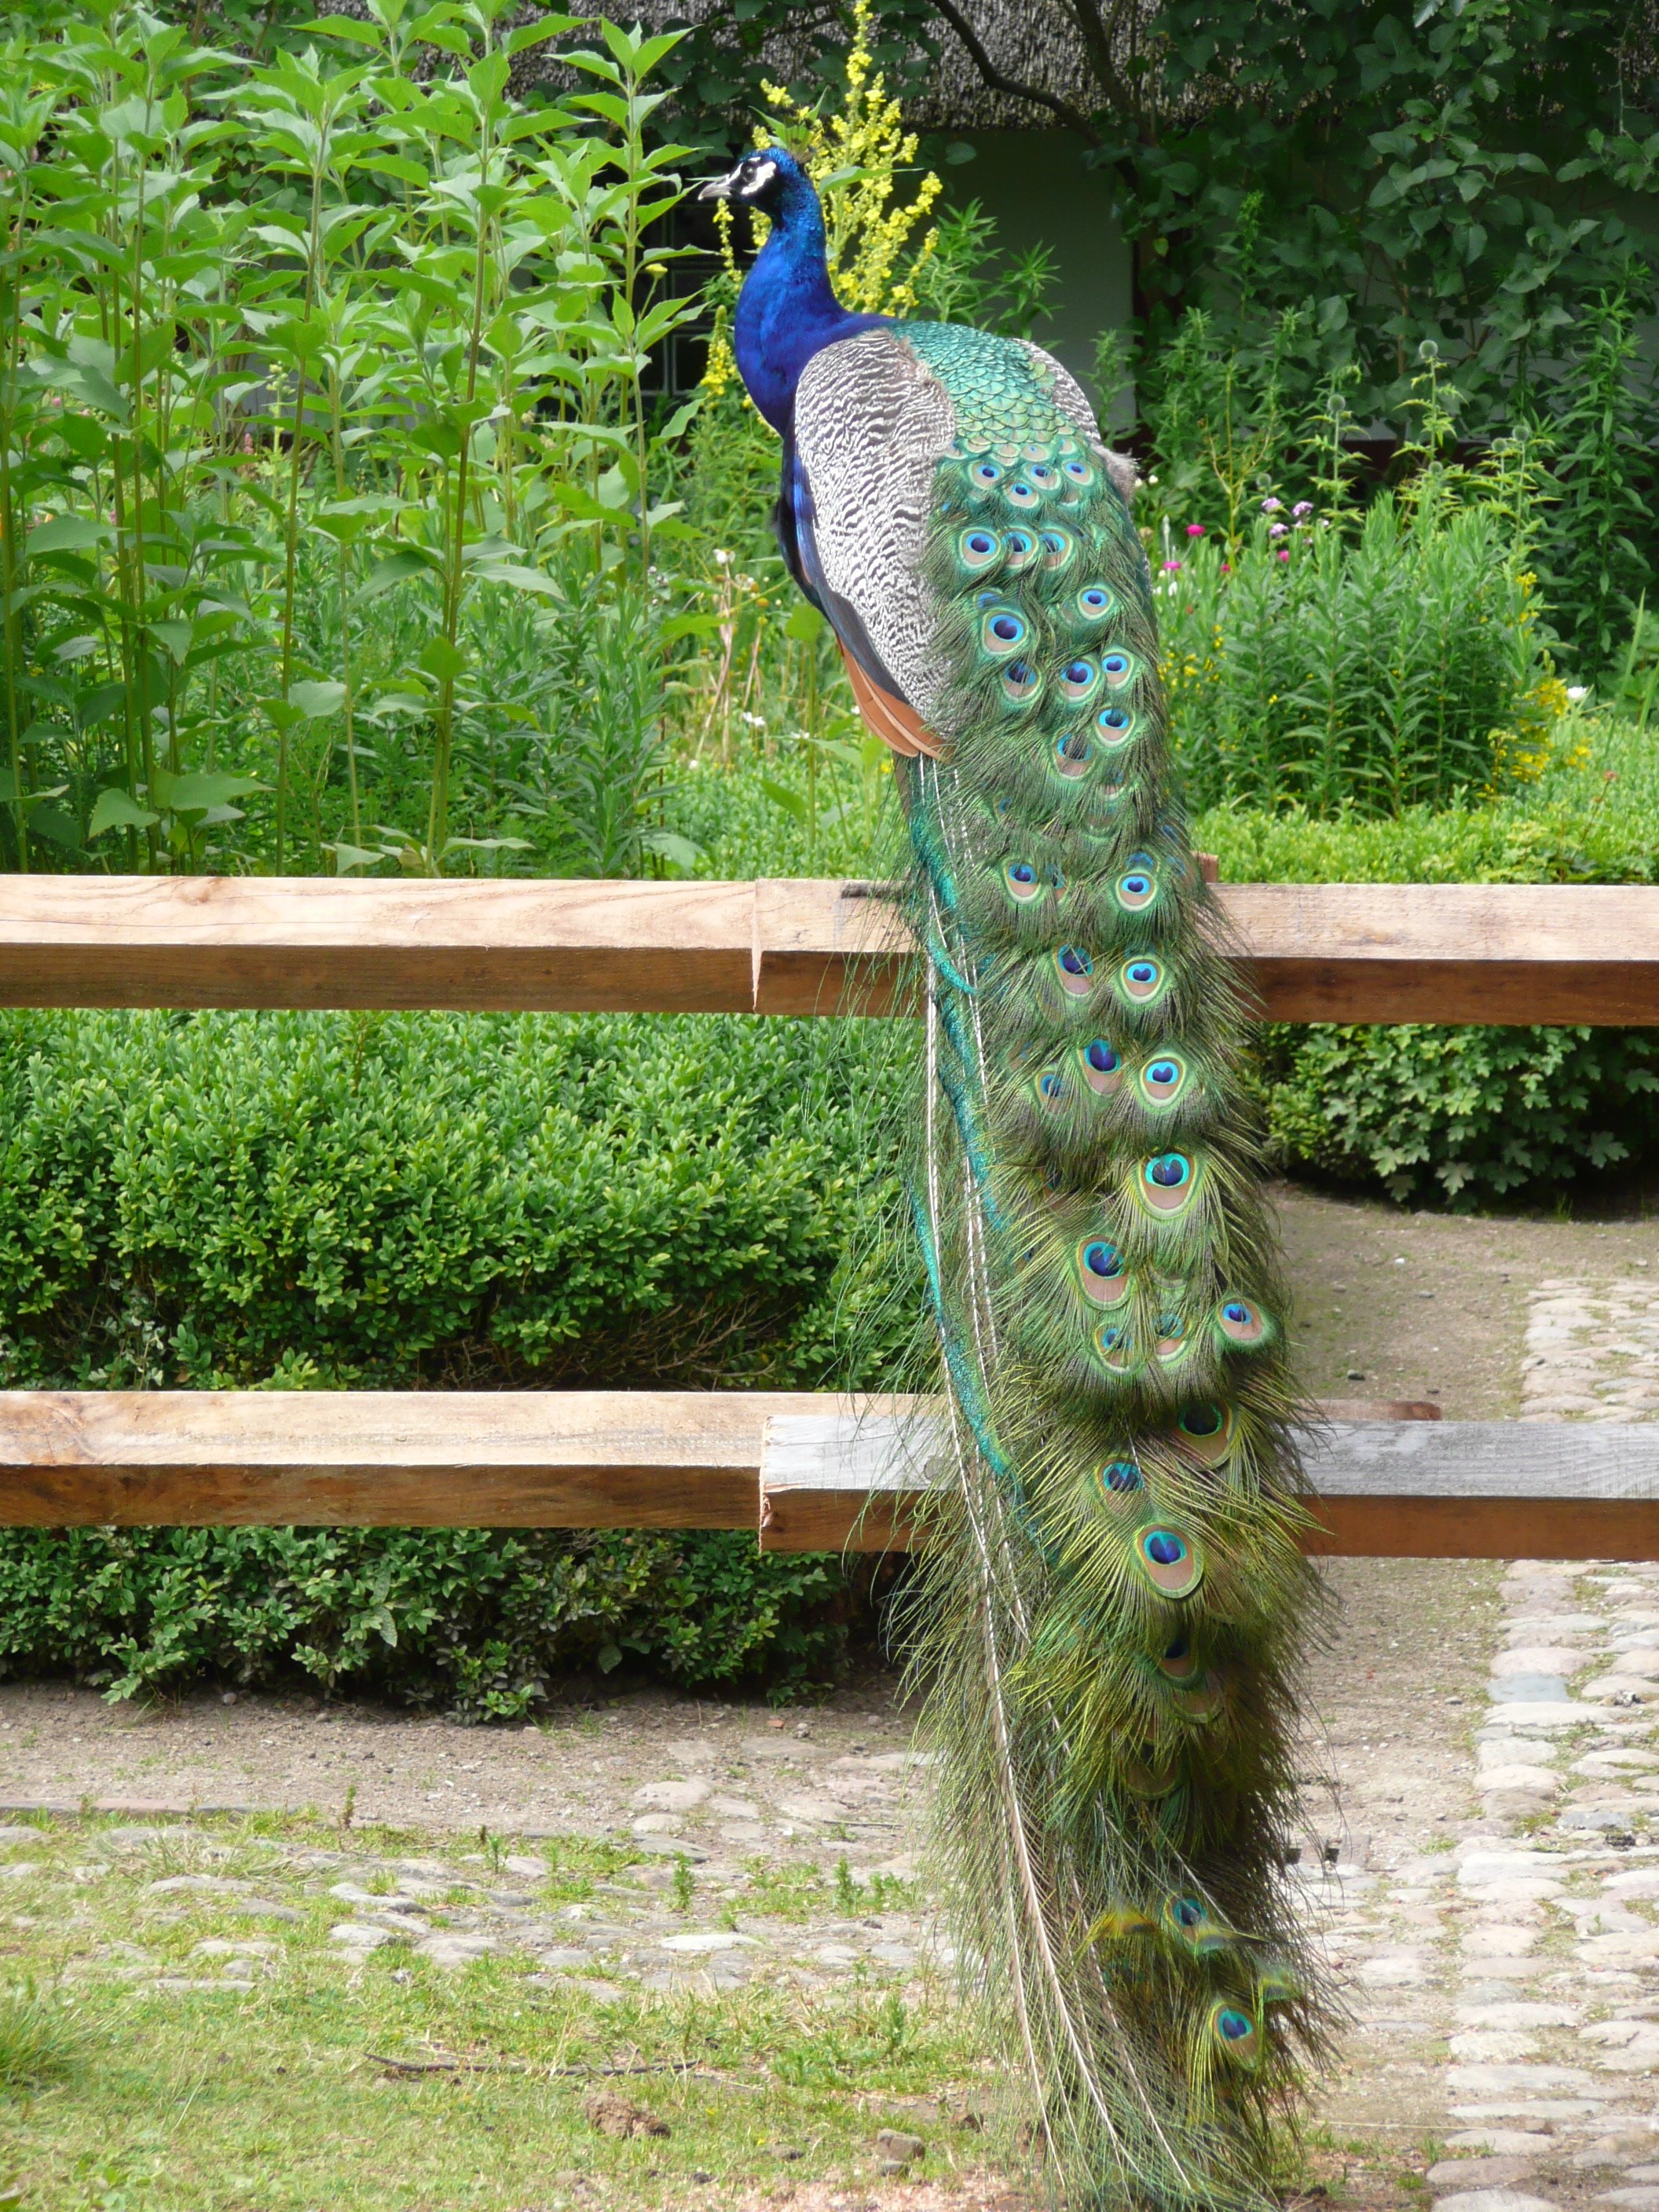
left=0, top=1525, right=849, bottom=1718
left=0, top=1004, right=921, bottom=1708
left=0, top=1006, right=914, bottom=1392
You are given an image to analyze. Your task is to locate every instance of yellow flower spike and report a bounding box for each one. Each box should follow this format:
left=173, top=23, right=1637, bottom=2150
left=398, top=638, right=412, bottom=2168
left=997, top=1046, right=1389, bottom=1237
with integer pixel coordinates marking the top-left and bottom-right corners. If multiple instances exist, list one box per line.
left=744, top=0, right=940, bottom=320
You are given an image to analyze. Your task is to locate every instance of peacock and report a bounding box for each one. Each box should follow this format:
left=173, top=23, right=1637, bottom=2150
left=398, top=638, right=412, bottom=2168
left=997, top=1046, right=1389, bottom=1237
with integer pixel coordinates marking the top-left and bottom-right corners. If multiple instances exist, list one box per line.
left=704, top=145, right=1333, bottom=2210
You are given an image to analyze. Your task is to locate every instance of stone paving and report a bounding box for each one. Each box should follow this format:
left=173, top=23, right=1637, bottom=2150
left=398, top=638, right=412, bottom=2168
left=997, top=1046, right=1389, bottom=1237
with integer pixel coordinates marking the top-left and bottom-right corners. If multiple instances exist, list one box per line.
left=0, top=1820, right=935, bottom=2002
left=1523, top=1273, right=1659, bottom=1420
left=1353, top=1557, right=1659, bottom=2212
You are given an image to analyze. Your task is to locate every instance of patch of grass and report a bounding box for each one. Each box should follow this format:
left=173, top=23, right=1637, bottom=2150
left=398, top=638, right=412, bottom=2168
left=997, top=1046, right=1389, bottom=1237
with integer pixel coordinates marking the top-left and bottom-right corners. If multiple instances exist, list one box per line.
left=0, top=1814, right=997, bottom=2212
left=0, top=1981, right=93, bottom=2089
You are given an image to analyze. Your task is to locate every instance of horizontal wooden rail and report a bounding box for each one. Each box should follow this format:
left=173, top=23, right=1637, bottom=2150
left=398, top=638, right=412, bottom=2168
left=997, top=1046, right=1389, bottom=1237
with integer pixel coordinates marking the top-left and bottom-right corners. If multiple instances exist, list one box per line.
left=0, top=1390, right=869, bottom=1529
left=759, top=1412, right=1659, bottom=1558
left=5, top=877, right=1659, bottom=1024
left=2, top=1389, right=1651, bottom=1561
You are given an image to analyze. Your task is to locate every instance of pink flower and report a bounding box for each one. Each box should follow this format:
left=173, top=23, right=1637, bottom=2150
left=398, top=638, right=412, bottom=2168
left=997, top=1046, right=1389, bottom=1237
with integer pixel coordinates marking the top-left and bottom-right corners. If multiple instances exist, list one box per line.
left=1162, top=558, right=1183, bottom=573
left=1261, top=496, right=1283, bottom=513
left=1269, top=522, right=1288, bottom=537
left=1185, top=522, right=1206, bottom=537
left=1293, top=501, right=1313, bottom=518
left=1276, top=548, right=1291, bottom=562
left=1221, top=562, right=1232, bottom=574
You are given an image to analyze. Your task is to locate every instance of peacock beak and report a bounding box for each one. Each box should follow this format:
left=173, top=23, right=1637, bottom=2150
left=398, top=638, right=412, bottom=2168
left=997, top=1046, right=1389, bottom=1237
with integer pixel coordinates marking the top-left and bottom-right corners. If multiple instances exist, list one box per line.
left=698, top=168, right=739, bottom=201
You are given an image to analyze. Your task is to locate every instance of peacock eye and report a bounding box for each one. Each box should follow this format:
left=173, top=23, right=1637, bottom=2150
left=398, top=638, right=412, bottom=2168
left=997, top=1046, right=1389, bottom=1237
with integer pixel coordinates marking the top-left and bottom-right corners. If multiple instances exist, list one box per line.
left=1004, top=859, right=1041, bottom=902
left=1040, top=528, right=1072, bottom=568
left=1038, top=1069, right=1065, bottom=1102
left=1086, top=1040, right=1119, bottom=1073
left=1148, top=1152, right=1190, bottom=1188
left=1064, top=458, right=1093, bottom=482
left=1028, top=462, right=1056, bottom=483
left=972, top=461, right=1002, bottom=485
left=1053, top=731, right=1092, bottom=778
left=1002, top=659, right=1040, bottom=701
left=1119, top=871, right=1152, bottom=900
left=1004, top=529, right=1034, bottom=566
left=1103, top=652, right=1132, bottom=686
left=1078, top=584, right=1113, bottom=618
left=981, top=607, right=1026, bottom=657
left=1005, top=479, right=1040, bottom=509
left=1097, top=706, right=1131, bottom=737
left=1084, top=1240, right=1121, bottom=1276
left=1217, top=1298, right=1268, bottom=1345
left=959, top=528, right=999, bottom=570
left=1141, top=1054, right=1186, bottom=1104
left=1097, top=1459, right=1141, bottom=1493
left=1060, top=658, right=1099, bottom=701
left=1057, top=947, right=1092, bottom=977
left=1121, top=957, right=1163, bottom=1002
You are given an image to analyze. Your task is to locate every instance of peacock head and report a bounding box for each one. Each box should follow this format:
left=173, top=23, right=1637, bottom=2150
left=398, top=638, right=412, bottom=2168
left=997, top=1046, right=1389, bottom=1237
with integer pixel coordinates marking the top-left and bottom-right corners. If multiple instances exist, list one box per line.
left=699, top=145, right=815, bottom=220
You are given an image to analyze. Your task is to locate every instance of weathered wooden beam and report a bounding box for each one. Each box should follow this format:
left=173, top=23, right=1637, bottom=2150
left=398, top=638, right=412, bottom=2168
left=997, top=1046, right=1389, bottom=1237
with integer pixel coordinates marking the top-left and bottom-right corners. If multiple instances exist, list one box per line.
left=1217, top=882, right=1659, bottom=1026
left=8, top=1389, right=1638, bottom=1566
left=0, top=1390, right=888, bottom=1529
left=5, top=877, right=1659, bottom=1024
left=757, top=1412, right=1659, bottom=1559
left=0, top=877, right=760, bottom=1015
left=752, top=880, right=1659, bottom=1026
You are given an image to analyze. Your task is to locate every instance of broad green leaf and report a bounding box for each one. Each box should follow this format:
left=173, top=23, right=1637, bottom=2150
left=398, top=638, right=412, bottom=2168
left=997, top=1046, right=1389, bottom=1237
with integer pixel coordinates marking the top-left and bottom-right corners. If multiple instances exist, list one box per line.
left=784, top=602, right=827, bottom=644
left=300, top=15, right=385, bottom=42
left=26, top=515, right=111, bottom=557
left=357, top=548, right=437, bottom=603
left=327, top=841, right=390, bottom=873
left=418, top=635, right=468, bottom=683
left=88, top=787, right=159, bottom=837
left=151, top=769, right=266, bottom=813
left=658, top=610, right=727, bottom=644
left=640, top=827, right=701, bottom=872
left=760, top=776, right=808, bottom=826
left=290, top=680, right=349, bottom=719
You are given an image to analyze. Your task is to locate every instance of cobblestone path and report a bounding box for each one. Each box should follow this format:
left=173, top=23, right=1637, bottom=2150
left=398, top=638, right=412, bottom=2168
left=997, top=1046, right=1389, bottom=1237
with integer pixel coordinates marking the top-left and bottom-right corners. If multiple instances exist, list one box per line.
left=1525, top=1273, right=1659, bottom=1420
left=1306, top=1556, right=1659, bottom=2212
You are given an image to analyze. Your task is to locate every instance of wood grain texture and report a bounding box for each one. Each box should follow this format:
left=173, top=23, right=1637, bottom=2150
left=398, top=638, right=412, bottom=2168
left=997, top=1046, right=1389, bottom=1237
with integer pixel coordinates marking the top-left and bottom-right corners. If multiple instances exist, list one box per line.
left=7, top=877, right=1659, bottom=1024
left=757, top=1413, right=1659, bottom=1557
left=0, top=877, right=758, bottom=1013
left=1218, top=883, right=1659, bottom=1025
left=0, top=1390, right=892, bottom=1528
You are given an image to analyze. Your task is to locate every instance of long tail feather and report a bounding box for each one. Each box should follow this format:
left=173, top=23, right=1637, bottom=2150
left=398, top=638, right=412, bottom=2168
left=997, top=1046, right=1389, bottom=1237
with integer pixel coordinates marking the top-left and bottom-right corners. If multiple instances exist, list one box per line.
left=884, top=348, right=1339, bottom=2207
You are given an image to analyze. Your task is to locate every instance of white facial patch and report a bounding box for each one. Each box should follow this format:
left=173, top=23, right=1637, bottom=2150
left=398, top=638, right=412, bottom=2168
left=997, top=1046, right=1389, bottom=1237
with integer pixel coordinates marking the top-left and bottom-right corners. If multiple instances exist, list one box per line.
left=742, top=157, right=778, bottom=197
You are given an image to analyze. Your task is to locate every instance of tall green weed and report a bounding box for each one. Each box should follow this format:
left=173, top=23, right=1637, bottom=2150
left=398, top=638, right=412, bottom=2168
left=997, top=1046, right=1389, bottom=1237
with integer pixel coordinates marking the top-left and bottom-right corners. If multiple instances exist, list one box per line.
left=0, top=2, right=709, bottom=877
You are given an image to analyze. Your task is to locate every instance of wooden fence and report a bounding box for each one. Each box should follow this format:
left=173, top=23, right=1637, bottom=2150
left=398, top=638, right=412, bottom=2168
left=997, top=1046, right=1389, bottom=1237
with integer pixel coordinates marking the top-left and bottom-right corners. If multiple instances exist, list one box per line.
left=2, top=873, right=1657, bottom=1559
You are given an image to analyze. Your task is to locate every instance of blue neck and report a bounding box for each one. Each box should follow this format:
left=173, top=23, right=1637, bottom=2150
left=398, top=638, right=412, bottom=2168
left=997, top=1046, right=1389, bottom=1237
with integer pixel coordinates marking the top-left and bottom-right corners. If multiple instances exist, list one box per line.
left=732, top=175, right=883, bottom=433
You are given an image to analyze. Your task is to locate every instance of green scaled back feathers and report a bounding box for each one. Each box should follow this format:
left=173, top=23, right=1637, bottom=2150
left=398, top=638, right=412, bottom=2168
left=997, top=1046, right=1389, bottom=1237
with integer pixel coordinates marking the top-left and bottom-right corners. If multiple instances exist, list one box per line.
left=889, top=322, right=1335, bottom=2208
